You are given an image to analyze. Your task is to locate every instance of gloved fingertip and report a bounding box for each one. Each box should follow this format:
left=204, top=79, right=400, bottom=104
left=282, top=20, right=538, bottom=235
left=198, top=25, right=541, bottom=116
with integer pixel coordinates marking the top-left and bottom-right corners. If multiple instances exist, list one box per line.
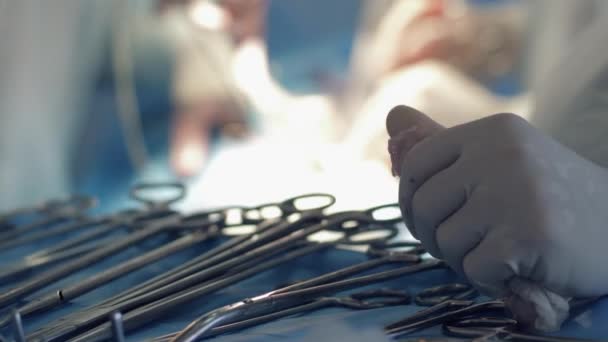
left=385, top=105, right=443, bottom=137
left=386, top=105, right=446, bottom=176
left=386, top=105, right=417, bottom=137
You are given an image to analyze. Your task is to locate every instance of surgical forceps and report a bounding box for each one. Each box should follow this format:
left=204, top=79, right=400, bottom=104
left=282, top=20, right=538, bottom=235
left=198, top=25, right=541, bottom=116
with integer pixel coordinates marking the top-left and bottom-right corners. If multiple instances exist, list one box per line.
left=0, top=195, right=93, bottom=225
left=166, top=289, right=411, bottom=342
left=62, top=194, right=335, bottom=312
left=30, top=205, right=403, bottom=341
left=0, top=227, right=210, bottom=327
left=0, top=195, right=96, bottom=241
left=0, top=182, right=181, bottom=250
left=150, top=265, right=441, bottom=342
left=0, top=216, right=108, bottom=253
left=0, top=210, right=184, bottom=307
left=0, top=209, right=141, bottom=284
left=167, top=261, right=443, bottom=342
left=158, top=242, right=424, bottom=341
left=8, top=194, right=331, bottom=321
left=386, top=284, right=602, bottom=342
left=93, top=193, right=337, bottom=307
left=0, top=183, right=192, bottom=308
left=0, top=183, right=185, bottom=282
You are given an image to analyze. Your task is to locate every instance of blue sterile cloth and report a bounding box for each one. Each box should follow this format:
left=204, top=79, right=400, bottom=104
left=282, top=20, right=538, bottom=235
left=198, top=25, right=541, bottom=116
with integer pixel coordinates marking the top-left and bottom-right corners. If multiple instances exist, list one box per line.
left=1, top=217, right=607, bottom=341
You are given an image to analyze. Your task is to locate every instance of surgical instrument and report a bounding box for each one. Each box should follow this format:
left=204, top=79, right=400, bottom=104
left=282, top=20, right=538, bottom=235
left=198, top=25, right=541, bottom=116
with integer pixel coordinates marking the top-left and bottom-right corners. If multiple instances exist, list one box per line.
left=29, top=193, right=332, bottom=328
left=438, top=305, right=603, bottom=341
left=107, top=207, right=397, bottom=309
left=0, top=210, right=186, bottom=307
left=0, top=210, right=140, bottom=283
left=161, top=242, right=423, bottom=341
left=0, top=216, right=105, bottom=251
left=29, top=239, right=330, bottom=341
left=442, top=317, right=572, bottom=341
left=0, top=182, right=184, bottom=282
left=30, top=206, right=403, bottom=341
left=11, top=195, right=332, bottom=319
left=97, top=193, right=337, bottom=306
left=0, top=229, right=211, bottom=326
left=386, top=286, right=602, bottom=342
left=0, top=195, right=96, bottom=241
left=414, top=284, right=479, bottom=307
left=78, top=260, right=443, bottom=342
left=176, top=288, right=411, bottom=342
left=168, top=261, right=442, bottom=342
left=386, top=299, right=506, bottom=336
left=440, top=296, right=607, bottom=342
left=0, top=195, right=93, bottom=226
left=0, top=183, right=191, bottom=306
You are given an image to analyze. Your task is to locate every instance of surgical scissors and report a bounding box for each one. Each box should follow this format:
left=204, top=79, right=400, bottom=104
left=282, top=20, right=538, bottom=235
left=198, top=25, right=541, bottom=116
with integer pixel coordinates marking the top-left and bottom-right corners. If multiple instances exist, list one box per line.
left=29, top=205, right=404, bottom=341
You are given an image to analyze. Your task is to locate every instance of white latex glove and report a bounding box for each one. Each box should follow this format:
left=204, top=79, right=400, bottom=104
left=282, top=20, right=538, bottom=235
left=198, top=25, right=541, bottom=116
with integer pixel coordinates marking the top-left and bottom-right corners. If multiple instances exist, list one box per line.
left=386, top=105, right=608, bottom=331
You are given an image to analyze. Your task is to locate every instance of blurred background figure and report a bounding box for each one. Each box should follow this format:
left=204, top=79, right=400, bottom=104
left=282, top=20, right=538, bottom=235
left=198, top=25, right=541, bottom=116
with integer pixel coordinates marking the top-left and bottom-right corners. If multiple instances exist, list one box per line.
left=341, top=0, right=526, bottom=168
left=162, top=0, right=249, bottom=177
left=0, top=0, right=112, bottom=210
left=0, top=0, right=527, bottom=213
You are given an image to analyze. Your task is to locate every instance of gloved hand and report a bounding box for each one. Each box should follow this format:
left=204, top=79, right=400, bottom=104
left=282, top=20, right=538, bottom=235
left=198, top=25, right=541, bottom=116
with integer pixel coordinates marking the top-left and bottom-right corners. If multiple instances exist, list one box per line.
left=386, top=105, right=608, bottom=331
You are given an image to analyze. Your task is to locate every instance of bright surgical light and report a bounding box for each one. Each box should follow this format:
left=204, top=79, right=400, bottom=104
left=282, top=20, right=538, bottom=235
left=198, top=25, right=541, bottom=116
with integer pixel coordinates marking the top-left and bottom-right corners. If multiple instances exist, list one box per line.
left=189, top=0, right=228, bottom=31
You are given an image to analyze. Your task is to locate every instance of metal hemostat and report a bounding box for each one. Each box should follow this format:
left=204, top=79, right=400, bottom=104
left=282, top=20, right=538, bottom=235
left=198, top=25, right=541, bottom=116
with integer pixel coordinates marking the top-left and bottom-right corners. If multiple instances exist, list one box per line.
left=0, top=195, right=96, bottom=241
left=0, top=183, right=193, bottom=308
left=30, top=207, right=403, bottom=341
left=163, top=243, right=429, bottom=342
